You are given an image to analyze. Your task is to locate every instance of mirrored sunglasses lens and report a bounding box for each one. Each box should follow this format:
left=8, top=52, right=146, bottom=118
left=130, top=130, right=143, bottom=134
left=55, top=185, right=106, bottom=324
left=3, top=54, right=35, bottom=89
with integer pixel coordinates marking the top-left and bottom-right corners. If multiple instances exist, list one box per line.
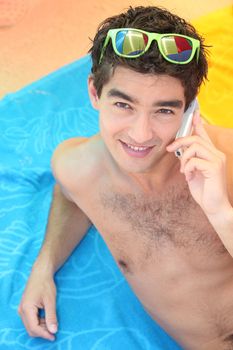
left=115, top=30, right=148, bottom=56
left=161, top=36, right=193, bottom=62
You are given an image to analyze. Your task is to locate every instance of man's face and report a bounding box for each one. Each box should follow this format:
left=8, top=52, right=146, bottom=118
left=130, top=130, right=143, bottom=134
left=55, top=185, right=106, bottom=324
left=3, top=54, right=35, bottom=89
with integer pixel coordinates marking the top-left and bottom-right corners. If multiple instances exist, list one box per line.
left=89, top=66, right=186, bottom=174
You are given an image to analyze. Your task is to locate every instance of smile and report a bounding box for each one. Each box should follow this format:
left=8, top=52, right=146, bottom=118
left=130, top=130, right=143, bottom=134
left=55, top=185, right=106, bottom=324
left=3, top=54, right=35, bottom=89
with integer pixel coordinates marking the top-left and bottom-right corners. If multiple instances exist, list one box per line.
left=120, top=141, right=154, bottom=158
left=126, top=143, right=150, bottom=152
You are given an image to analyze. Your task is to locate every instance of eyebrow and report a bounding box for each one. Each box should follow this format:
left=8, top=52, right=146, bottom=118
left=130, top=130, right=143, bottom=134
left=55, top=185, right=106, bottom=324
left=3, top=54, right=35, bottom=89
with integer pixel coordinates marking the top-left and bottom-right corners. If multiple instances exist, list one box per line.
left=107, top=89, right=136, bottom=103
left=107, top=88, right=184, bottom=108
left=154, top=100, right=184, bottom=108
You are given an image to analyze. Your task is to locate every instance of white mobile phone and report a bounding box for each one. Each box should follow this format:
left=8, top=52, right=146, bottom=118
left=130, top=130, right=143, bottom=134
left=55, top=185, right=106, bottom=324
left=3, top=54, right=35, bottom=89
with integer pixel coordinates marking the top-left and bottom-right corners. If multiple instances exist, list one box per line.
left=175, top=98, right=198, bottom=158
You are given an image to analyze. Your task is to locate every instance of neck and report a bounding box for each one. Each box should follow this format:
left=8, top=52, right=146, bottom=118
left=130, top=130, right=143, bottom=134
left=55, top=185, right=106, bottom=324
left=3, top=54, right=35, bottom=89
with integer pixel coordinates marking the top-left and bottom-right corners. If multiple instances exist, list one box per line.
left=124, top=152, right=182, bottom=194
left=101, top=137, right=182, bottom=194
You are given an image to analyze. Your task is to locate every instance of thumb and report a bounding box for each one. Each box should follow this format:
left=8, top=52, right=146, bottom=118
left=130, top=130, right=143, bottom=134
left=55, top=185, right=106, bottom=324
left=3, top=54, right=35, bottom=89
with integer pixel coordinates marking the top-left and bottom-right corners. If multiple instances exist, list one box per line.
left=44, top=297, right=58, bottom=334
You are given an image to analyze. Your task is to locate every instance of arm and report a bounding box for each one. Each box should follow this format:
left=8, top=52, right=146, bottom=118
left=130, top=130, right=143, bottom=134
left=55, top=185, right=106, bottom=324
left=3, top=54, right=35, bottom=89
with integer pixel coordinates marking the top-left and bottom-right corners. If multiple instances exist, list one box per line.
left=206, top=205, right=233, bottom=256
left=167, top=113, right=233, bottom=255
left=18, top=138, right=92, bottom=341
left=36, top=183, right=91, bottom=275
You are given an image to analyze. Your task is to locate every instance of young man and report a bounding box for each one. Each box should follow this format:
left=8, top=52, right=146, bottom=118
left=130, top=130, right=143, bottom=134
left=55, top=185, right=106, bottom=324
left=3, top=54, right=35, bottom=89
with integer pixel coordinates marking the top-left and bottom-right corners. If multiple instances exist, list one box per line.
left=18, top=6, right=233, bottom=350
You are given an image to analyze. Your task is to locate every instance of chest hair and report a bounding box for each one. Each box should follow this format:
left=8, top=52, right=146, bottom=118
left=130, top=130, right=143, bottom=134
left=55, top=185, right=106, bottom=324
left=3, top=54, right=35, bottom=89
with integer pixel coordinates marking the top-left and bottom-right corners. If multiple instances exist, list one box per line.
left=100, top=183, right=226, bottom=254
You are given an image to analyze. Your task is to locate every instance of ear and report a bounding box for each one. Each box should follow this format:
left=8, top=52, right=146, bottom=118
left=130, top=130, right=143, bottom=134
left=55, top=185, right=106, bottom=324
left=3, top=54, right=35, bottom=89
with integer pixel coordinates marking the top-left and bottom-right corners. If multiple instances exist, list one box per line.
left=88, top=75, right=99, bottom=110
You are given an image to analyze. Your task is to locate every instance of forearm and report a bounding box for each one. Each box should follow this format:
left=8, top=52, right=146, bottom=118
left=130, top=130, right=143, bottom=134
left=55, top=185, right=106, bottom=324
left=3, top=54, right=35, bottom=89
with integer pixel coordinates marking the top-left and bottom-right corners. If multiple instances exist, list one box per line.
left=207, top=205, right=233, bottom=257
left=34, top=183, right=91, bottom=274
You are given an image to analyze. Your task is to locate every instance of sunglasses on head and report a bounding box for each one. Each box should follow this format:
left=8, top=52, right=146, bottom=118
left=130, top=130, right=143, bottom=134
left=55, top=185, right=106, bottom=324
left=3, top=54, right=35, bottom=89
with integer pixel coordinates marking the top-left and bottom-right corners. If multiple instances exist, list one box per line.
left=99, top=28, right=200, bottom=65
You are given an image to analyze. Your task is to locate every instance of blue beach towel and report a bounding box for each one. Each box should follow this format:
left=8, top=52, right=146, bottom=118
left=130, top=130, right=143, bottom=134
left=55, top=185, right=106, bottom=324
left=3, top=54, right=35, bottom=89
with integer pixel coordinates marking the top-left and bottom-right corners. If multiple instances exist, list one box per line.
left=0, top=55, right=182, bottom=350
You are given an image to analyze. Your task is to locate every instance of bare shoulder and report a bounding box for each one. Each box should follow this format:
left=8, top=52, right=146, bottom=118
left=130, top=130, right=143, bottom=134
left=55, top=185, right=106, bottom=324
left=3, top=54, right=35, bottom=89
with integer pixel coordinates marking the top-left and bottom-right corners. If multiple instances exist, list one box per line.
left=51, top=134, right=103, bottom=193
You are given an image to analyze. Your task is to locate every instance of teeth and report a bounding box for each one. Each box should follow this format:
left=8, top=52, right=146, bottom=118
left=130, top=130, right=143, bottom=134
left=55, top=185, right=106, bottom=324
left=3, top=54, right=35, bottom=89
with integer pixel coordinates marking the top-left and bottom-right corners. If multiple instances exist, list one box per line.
left=126, top=143, right=148, bottom=152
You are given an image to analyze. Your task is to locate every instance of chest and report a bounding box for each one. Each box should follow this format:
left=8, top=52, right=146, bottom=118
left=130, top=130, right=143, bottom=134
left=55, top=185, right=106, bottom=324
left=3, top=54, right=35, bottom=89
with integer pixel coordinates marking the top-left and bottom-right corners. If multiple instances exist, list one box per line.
left=92, top=183, right=227, bottom=260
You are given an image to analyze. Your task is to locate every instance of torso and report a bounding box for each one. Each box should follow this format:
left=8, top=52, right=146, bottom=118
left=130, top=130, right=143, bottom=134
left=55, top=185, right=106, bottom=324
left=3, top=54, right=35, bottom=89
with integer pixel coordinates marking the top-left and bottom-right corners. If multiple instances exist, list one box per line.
left=58, top=127, right=233, bottom=350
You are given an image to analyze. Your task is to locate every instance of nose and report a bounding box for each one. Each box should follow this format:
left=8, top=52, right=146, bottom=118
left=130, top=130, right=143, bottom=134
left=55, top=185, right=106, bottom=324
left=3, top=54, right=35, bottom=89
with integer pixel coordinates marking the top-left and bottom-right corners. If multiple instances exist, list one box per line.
left=127, top=114, right=153, bottom=144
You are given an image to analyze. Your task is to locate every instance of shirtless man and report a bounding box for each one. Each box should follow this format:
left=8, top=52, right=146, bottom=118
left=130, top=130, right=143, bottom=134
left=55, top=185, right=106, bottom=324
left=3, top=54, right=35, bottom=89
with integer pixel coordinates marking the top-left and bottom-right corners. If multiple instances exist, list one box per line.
left=18, top=6, right=233, bottom=350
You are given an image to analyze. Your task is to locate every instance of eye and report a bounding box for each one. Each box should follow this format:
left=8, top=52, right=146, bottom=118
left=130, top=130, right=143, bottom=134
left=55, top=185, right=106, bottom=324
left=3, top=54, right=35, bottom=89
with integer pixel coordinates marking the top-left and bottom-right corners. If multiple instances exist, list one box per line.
left=115, top=102, right=131, bottom=110
left=158, top=108, right=174, bottom=115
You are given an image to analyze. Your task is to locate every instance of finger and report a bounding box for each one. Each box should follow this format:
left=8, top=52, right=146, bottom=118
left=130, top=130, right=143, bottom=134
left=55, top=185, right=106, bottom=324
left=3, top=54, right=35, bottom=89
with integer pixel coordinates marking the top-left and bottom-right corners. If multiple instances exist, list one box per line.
left=180, top=143, right=217, bottom=173
left=167, top=135, right=213, bottom=154
left=44, top=297, right=58, bottom=334
left=39, top=317, right=57, bottom=334
left=192, top=108, right=201, bottom=127
left=20, top=305, right=55, bottom=341
left=39, top=318, right=48, bottom=329
left=183, top=157, right=216, bottom=181
left=192, top=111, right=213, bottom=143
left=167, top=111, right=212, bottom=153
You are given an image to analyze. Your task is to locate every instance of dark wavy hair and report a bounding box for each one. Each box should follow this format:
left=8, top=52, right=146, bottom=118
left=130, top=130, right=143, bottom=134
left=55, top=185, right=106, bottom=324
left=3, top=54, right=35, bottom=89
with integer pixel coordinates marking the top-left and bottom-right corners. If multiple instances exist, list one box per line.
left=89, top=6, right=209, bottom=109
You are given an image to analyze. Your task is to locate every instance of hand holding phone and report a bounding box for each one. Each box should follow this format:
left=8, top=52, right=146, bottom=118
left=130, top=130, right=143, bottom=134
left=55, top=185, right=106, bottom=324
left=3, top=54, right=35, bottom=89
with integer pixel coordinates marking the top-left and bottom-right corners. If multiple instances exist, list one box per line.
left=175, top=99, right=198, bottom=158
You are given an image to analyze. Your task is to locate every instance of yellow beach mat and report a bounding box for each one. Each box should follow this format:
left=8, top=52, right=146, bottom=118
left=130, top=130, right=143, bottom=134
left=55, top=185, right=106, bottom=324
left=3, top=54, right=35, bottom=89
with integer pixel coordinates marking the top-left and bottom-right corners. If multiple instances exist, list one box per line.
left=193, top=6, right=233, bottom=127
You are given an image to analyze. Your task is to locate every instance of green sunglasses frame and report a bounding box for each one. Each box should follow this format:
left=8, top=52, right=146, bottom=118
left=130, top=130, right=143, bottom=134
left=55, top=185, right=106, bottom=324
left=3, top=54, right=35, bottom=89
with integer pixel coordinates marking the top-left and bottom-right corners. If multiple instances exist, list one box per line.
left=99, top=28, right=200, bottom=65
